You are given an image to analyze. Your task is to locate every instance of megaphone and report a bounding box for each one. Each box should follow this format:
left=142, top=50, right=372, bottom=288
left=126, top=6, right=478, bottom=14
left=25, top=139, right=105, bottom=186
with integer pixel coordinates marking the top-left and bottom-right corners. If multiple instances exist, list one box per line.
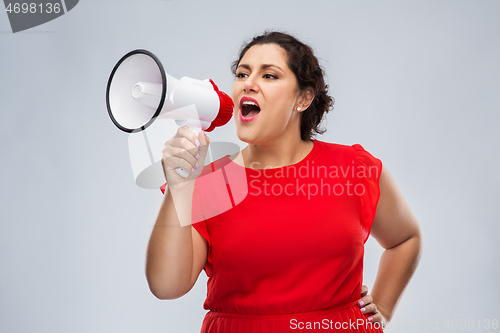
left=106, top=49, right=234, bottom=178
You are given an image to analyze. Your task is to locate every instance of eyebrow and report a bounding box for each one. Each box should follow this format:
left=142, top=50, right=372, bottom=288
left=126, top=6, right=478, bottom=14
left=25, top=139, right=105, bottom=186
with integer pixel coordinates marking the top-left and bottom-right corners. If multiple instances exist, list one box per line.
left=238, top=63, right=284, bottom=73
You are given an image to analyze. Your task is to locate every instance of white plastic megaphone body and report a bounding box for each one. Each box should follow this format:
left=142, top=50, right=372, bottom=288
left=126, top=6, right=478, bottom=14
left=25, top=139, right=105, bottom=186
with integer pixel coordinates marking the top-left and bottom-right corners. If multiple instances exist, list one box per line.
left=106, top=49, right=233, bottom=178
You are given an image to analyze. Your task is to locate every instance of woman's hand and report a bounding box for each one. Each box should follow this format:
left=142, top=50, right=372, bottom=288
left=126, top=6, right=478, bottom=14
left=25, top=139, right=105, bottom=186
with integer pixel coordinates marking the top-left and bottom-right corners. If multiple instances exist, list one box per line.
left=161, top=127, right=210, bottom=188
left=358, top=285, right=388, bottom=329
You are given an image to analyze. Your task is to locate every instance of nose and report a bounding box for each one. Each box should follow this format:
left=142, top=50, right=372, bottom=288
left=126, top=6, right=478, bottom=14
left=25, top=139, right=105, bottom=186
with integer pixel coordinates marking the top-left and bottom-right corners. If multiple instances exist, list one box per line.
left=243, top=74, right=259, bottom=93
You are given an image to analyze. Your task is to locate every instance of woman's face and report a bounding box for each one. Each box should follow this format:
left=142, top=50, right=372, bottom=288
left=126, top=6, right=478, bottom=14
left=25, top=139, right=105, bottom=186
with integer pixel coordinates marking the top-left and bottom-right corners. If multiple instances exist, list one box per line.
left=231, top=43, right=303, bottom=145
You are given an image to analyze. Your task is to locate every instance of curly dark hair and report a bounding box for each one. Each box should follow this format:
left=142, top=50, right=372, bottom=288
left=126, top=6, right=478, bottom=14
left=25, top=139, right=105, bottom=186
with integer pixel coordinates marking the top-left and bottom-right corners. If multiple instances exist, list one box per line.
left=231, top=30, right=335, bottom=141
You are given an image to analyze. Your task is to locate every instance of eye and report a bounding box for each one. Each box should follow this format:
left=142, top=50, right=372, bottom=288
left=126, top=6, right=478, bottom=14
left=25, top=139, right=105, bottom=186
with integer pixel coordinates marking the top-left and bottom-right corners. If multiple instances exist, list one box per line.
left=235, top=72, right=248, bottom=78
left=263, top=74, right=278, bottom=79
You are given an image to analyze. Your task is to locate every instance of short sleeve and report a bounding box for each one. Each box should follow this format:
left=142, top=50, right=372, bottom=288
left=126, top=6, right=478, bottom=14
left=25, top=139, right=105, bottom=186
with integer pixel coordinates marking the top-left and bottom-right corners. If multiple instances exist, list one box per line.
left=159, top=182, right=211, bottom=255
left=352, top=144, right=383, bottom=244
left=190, top=183, right=211, bottom=253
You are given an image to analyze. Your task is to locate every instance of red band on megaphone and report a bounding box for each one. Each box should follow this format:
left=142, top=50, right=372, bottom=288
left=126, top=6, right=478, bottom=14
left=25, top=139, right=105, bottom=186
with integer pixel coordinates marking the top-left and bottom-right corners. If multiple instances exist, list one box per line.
left=206, top=89, right=234, bottom=132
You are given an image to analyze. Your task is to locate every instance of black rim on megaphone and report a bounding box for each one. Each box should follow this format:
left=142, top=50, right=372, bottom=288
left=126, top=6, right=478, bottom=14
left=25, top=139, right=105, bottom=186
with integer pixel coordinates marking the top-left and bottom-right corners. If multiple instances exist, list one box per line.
left=106, top=49, right=167, bottom=133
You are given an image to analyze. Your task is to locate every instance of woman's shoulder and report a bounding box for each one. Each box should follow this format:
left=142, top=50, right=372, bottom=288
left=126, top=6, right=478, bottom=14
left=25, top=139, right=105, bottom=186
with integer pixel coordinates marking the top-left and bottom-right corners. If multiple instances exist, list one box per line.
left=313, top=139, right=358, bottom=155
left=314, top=140, right=375, bottom=153
left=312, top=140, right=381, bottom=167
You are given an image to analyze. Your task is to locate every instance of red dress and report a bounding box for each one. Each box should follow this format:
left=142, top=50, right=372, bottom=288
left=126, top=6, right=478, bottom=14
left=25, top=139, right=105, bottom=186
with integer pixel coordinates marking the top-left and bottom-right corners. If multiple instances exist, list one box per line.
left=161, top=140, right=384, bottom=332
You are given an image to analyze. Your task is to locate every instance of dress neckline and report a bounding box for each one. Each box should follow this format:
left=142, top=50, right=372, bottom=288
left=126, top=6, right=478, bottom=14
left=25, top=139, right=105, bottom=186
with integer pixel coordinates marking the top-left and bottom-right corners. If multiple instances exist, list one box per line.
left=223, top=140, right=318, bottom=172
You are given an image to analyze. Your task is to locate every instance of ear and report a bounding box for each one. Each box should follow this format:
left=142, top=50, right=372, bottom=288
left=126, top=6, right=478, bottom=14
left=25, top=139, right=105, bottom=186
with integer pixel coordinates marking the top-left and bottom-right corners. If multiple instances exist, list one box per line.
left=296, top=87, right=315, bottom=112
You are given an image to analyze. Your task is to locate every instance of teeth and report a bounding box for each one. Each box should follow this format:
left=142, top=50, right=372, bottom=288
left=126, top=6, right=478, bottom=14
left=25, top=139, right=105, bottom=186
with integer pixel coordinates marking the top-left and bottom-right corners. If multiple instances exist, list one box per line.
left=242, top=100, right=258, bottom=107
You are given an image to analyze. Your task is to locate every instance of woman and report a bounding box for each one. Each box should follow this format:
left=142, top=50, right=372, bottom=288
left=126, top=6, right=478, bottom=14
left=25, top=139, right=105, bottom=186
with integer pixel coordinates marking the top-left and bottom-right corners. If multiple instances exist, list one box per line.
left=147, top=31, right=422, bottom=332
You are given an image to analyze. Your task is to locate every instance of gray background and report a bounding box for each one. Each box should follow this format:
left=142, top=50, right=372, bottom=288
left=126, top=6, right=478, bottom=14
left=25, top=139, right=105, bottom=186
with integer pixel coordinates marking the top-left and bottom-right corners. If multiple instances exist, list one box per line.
left=1, top=0, right=499, bottom=332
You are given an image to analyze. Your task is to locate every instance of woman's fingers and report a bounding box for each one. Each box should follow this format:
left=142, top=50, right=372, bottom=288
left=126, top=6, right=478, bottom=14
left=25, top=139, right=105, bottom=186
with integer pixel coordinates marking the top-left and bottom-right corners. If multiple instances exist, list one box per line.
left=367, top=311, right=387, bottom=329
left=171, top=131, right=199, bottom=154
left=357, top=287, right=387, bottom=329
left=161, top=127, right=209, bottom=186
left=358, top=294, right=373, bottom=308
left=361, top=303, right=387, bottom=329
left=359, top=302, right=377, bottom=315
left=197, top=130, right=210, bottom=160
left=165, top=155, right=197, bottom=175
left=176, top=127, right=200, bottom=148
left=198, top=128, right=208, bottom=146
left=360, top=285, right=368, bottom=297
left=165, top=138, right=199, bottom=167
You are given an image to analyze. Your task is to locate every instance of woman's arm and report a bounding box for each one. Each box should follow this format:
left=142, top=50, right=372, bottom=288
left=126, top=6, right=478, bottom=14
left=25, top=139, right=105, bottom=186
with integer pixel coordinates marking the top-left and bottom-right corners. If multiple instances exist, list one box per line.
left=145, top=184, right=208, bottom=300
left=368, top=164, right=423, bottom=322
left=145, top=129, right=210, bottom=300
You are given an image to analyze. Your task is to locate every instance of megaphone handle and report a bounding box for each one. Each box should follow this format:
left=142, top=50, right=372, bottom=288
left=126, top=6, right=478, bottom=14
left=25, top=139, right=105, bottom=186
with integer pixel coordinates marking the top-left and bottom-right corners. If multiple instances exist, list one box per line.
left=175, top=127, right=202, bottom=178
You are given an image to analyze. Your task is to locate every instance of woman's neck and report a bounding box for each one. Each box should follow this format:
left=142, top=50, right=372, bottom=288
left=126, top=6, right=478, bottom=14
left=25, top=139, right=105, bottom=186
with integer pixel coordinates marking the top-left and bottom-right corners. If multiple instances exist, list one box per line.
left=230, top=135, right=314, bottom=170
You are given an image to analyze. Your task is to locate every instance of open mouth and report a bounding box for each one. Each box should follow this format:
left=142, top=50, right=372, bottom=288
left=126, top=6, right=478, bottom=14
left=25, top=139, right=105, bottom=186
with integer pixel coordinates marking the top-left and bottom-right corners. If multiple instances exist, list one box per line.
left=240, top=97, right=261, bottom=119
